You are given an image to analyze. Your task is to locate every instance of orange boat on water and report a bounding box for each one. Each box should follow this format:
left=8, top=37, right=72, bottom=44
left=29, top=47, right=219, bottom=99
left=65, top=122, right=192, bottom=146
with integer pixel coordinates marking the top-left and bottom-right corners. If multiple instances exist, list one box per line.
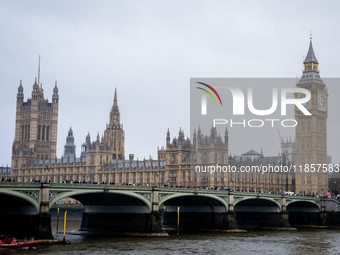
left=0, top=235, right=37, bottom=249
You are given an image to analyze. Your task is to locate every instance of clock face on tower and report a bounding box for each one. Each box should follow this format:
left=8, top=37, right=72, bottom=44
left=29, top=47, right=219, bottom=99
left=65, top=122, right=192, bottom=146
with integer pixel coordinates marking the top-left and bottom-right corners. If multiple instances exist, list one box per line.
left=300, top=95, right=310, bottom=108
left=318, top=95, right=326, bottom=109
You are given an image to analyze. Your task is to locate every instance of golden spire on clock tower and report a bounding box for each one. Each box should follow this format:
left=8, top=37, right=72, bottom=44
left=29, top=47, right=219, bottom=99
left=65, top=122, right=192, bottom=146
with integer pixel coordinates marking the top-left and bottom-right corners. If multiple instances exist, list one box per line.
left=298, top=33, right=324, bottom=86
left=303, top=32, right=319, bottom=73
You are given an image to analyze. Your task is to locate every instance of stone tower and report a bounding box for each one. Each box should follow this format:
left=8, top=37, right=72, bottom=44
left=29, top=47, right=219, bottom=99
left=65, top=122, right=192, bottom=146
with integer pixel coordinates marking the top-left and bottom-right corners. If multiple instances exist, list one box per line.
left=103, top=88, right=125, bottom=159
left=162, top=128, right=192, bottom=186
left=85, top=88, right=125, bottom=175
left=194, top=126, right=229, bottom=188
left=64, top=127, right=76, bottom=159
left=295, top=36, right=328, bottom=195
left=11, top=78, right=59, bottom=168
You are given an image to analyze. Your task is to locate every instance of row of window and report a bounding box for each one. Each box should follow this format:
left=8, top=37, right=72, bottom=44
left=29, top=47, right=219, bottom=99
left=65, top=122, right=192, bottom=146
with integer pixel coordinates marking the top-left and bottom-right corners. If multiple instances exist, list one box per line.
left=21, top=124, right=30, bottom=140
left=37, top=125, right=50, bottom=141
left=20, top=124, right=51, bottom=141
left=37, top=155, right=49, bottom=160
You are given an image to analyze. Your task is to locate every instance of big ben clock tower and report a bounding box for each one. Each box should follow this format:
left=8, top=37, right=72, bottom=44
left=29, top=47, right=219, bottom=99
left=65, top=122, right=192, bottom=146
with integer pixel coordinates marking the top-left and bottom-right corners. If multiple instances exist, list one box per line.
left=295, top=34, right=328, bottom=195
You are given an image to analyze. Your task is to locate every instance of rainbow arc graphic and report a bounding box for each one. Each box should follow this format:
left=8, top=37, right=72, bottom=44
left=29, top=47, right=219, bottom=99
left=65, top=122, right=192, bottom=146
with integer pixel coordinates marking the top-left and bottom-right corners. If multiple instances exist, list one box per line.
left=196, top=82, right=223, bottom=106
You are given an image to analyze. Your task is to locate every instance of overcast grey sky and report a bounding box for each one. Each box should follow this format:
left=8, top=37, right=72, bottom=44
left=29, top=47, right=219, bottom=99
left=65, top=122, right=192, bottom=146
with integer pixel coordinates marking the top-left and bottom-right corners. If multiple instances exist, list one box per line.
left=1, top=0, right=339, bottom=166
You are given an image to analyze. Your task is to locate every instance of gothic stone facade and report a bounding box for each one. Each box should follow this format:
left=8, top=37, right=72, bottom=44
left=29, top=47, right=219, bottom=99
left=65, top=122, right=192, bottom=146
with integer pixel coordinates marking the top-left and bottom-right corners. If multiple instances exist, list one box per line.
left=4, top=39, right=327, bottom=194
left=11, top=78, right=59, bottom=169
left=7, top=86, right=294, bottom=192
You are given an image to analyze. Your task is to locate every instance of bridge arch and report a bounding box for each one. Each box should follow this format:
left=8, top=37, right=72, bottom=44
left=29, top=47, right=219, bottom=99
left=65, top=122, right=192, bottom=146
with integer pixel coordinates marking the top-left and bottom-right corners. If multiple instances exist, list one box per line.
left=286, top=200, right=321, bottom=212
left=159, top=193, right=228, bottom=212
left=234, top=197, right=281, bottom=212
left=49, top=190, right=152, bottom=213
left=0, top=190, right=40, bottom=215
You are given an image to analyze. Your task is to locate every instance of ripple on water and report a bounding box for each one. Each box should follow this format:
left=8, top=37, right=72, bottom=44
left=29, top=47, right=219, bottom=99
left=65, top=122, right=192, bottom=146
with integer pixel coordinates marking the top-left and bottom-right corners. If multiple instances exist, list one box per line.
left=26, top=221, right=340, bottom=255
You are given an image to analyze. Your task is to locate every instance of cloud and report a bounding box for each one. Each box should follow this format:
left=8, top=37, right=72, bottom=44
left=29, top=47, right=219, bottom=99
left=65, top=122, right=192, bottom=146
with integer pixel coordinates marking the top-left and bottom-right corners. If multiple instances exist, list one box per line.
left=1, top=0, right=340, bottom=166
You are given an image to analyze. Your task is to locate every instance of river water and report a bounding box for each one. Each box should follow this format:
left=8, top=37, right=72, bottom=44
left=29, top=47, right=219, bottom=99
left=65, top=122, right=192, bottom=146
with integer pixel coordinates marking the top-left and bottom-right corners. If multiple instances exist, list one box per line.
left=1, top=220, right=340, bottom=254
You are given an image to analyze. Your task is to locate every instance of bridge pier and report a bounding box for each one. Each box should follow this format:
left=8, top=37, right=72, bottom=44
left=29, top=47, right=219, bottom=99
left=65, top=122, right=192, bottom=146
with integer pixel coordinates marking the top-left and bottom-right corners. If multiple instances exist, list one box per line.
left=37, top=184, right=53, bottom=239
left=149, top=187, right=162, bottom=232
left=224, top=211, right=238, bottom=229
left=280, top=195, right=291, bottom=228
left=227, top=192, right=238, bottom=229
left=36, top=213, right=53, bottom=239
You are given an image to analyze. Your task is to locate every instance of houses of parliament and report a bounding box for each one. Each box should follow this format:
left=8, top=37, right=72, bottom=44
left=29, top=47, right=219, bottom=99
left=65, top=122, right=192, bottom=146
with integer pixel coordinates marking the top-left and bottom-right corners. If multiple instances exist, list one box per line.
left=1, top=38, right=328, bottom=195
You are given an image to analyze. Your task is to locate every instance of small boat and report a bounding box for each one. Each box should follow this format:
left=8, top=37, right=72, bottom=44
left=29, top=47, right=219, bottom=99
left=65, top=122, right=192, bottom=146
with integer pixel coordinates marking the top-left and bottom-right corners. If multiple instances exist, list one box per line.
left=0, top=235, right=37, bottom=249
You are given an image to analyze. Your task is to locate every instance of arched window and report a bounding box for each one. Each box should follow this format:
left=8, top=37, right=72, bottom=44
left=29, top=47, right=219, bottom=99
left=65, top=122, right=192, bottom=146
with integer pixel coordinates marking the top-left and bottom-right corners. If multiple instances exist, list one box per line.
left=38, top=125, right=41, bottom=140
left=42, top=126, right=45, bottom=140
left=22, top=125, right=24, bottom=141
left=46, top=126, right=49, bottom=141
left=24, top=125, right=27, bottom=140
left=114, top=133, right=116, bottom=151
left=172, top=154, right=176, bottom=162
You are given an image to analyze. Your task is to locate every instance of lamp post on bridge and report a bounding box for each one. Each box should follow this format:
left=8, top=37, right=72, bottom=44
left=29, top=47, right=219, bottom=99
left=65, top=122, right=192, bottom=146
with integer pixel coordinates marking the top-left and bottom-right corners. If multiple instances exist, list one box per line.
left=154, top=173, right=159, bottom=187
left=86, top=175, right=91, bottom=184
left=44, top=166, right=50, bottom=183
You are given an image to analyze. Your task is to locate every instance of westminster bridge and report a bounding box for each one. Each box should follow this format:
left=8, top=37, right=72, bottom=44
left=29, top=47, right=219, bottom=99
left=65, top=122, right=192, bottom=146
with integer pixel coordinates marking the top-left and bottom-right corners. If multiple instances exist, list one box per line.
left=1, top=182, right=340, bottom=238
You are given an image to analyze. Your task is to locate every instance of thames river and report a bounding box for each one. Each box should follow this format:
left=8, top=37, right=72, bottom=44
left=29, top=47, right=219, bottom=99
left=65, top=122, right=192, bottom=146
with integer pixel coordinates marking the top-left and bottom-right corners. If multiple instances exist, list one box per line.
left=1, top=220, right=340, bottom=254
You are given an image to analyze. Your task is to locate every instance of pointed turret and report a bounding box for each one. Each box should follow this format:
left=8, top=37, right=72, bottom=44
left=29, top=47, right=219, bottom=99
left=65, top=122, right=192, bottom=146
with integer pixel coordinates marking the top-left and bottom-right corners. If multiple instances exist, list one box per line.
left=109, top=88, right=121, bottom=129
left=114, top=87, right=118, bottom=107
left=210, top=126, right=215, bottom=145
left=18, top=80, right=23, bottom=91
left=224, top=127, right=228, bottom=147
left=32, top=77, right=39, bottom=101
left=193, top=129, right=197, bottom=148
left=304, top=37, right=318, bottom=64
left=197, top=126, right=201, bottom=145
left=298, top=33, right=324, bottom=85
left=32, top=76, right=44, bottom=101
left=52, top=81, right=59, bottom=104
left=178, top=128, right=182, bottom=146
left=17, top=80, right=24, bottom=103
left=166, top=128, right=170, bottom=148
left=53, top=81, right=58, bottom=94
left=64, top=126, right=76, bottom=159
left=86, top=133, right=91, bottom=147
left=68, top=126, right=73, bottom=137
